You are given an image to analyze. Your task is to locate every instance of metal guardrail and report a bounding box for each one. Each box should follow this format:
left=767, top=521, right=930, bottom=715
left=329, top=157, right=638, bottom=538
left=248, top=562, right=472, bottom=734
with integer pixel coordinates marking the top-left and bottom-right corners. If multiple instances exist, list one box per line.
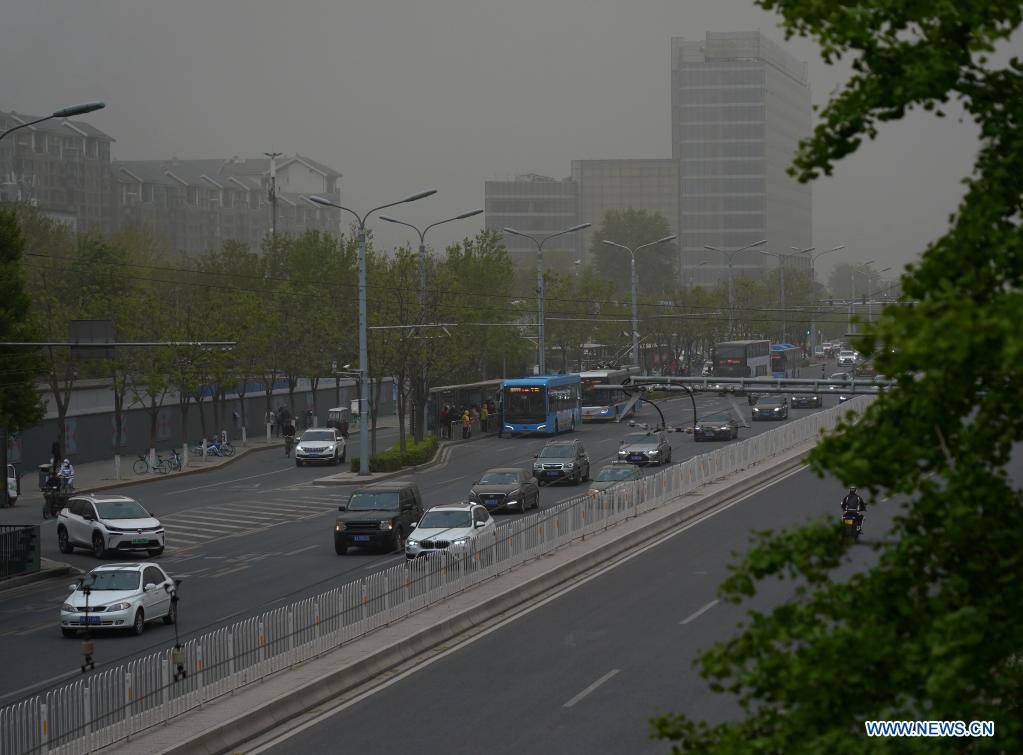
left=0, top=526, right=41, bottom=581
left=0, top=396, right=872, bottom=755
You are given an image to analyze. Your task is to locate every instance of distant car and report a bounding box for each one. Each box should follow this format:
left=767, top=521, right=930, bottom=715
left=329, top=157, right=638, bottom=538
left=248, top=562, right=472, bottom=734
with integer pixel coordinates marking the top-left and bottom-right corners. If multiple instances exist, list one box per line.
left=588, top=463, right=643, bottom=494
left=532, top=439, right=590, bottom=485
left=4, top=463, right=18, bottom=507
left=334, top=481, right=423, bottom=554
left=693, top=414, right=739, bottom=442
left=60, top=562, right=176, bottom=637
left=617, top=430, right=672, bottom=466
left=790, top=393, right=823, bottom=409
left=752, top=395, right=789, bottom=421
left=468, top=467, right=540, bottom=513
left=837, top=349, right=858, bottom=366
left=814, top=346, right=825, bottom=358
left=828, top=371, right=853, bottom=392
left=405, top=502, right=496, bottom=560
left=57, top=494, right=165, bottom=558
left=295, top=427, right=345, bottom=466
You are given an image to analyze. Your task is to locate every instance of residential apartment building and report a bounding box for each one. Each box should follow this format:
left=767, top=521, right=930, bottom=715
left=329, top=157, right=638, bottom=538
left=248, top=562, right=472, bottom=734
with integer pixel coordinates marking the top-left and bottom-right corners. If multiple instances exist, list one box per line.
left=114, top=155, right=342, bottom=255
left=671, top=31, right=812, bottom=285
left=0, top=109, right=116, bottom=233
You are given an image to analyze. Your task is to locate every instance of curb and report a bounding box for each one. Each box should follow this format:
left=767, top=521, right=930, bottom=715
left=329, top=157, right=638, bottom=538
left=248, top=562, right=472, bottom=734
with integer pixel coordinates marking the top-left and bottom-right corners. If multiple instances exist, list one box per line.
left=70, top=443, right=279, bottom=496
left=310, top=435, right=476, bottom=486
left=115, top=443, right=811, bottom=755
left=0, top=558, right=79, bottom=594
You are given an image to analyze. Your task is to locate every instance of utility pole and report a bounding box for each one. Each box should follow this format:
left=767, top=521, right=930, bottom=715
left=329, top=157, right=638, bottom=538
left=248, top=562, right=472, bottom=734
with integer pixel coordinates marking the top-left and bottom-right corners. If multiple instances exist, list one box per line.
left=265, top=152, right=282, bottom=239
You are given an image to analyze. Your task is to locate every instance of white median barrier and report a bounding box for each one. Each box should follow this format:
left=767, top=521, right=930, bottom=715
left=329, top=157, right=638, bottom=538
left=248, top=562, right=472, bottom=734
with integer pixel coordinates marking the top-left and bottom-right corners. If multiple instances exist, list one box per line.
left=0, top=396, right=871, bottom=755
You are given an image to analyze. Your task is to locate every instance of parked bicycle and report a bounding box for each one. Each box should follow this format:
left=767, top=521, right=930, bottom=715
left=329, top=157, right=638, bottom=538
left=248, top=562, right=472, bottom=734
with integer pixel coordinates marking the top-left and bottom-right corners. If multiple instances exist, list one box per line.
left=133, top=452, right=178, bottom=475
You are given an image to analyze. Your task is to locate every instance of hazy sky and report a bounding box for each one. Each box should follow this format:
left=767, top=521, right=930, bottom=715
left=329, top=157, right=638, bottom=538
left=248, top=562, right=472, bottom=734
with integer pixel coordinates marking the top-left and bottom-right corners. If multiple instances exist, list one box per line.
left=1, top=0, right=981, bottom=280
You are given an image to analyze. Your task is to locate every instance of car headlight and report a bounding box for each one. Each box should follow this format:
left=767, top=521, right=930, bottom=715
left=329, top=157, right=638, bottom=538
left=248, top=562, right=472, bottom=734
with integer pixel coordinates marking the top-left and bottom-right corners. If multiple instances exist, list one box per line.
left=564, top=462, right=574, bottom=469
left=719, top=426, right=730, bottom=431
left=379, top=520, right=394, bottom=530
left=533, top=463, right=542, bottom=470
left=325, top=445, right=334, bottom=452
left=648, top=450, right=659, bottom=455
left=537, top=424, right=547, bottom=430
left=61, top=603, right=76, bottom=613
left=335, top=521, right=346, bottom=531
left=452, top=537, right=470, bottom=545
left=773, top=407, right=781, bottom=412
left=105, top=525, right=124, bottom=532
left=406, top=539, right=419, bottom=547
left=106, top=602, right=132, bottom=612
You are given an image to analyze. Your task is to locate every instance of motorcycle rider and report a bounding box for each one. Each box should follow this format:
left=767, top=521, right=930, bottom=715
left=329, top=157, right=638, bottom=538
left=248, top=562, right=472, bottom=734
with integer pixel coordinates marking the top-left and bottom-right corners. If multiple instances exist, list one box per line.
left=841, top=486, right=867, bottom=534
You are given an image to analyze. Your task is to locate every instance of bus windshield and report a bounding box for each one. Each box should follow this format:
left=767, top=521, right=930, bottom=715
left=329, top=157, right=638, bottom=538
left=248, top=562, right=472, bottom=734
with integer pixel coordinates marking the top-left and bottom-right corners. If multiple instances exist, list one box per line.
left=503, top=386, right=547, bottom=423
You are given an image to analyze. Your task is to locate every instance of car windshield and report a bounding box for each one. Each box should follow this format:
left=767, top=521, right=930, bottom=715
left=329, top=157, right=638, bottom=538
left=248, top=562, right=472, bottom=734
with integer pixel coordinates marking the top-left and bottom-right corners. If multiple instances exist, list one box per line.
left=539, top=445, right=574, bottom=458
left=699, top=415, right=730, bottom=424
left=759, top=397, right=785, bottom=405
left=86, top=570, right=141, bottom=591
left=347, top=491, right=400, bottom=511
left=301, top=430, right=334, bottom=442
left=418, top=510, right=472, bottom=529
left=622, top=433, right=650, bottom=444
left=95, top=500, right=149, bottom=520
left=594, top=467, right=637, bottom=482
left=479, top=472, right=518, bottom=485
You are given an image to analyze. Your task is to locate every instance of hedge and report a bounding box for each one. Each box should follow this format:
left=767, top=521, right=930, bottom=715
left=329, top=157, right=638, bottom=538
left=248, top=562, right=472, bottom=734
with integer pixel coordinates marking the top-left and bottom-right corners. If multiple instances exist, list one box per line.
left=349, top=435, right=439, bottom=473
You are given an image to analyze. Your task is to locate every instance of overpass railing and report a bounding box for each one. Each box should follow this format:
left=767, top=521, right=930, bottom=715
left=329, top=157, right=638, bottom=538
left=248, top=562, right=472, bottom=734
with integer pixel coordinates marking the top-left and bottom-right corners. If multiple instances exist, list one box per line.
left=0, top=396, right=871, bottom=755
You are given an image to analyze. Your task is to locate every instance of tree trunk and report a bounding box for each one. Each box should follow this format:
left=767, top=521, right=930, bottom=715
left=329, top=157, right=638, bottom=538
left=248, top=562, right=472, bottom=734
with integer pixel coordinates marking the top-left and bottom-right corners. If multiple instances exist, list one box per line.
left=196, top=391, right=208, bottom=439
left=179, top=393, right=191, bottom=448
left=310, top=376, right=321, bottom=423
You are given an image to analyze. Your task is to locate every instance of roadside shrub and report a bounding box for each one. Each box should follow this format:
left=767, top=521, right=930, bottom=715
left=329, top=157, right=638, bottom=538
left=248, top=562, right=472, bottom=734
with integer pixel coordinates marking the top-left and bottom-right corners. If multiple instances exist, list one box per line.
left=349, top=435, right=438, bottom=473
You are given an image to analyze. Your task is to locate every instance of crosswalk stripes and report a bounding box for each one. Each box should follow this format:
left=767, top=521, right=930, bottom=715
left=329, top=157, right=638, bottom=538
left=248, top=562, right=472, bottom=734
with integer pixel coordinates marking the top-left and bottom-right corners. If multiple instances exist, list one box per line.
left=159, top=494, right=348, bottom=552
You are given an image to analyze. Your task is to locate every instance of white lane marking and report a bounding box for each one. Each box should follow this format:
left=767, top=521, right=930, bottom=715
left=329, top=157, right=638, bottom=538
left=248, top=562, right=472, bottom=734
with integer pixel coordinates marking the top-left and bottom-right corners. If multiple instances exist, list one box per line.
left=170, top=466, right=295, bottom=495
left=563, top=669, right=620, bottom=708
left=441, top=475, right=466, bottom=484
left=162, top=520, right=238, bottom=533
left=243, top=463, right=811, bottom=754
left=163, top=513, right=247, bottom=526
left=284, top=544, right=320, bottom=556
left=209, top=564, right=252, bottom=579
left=680, top=599, right=720, bottom=625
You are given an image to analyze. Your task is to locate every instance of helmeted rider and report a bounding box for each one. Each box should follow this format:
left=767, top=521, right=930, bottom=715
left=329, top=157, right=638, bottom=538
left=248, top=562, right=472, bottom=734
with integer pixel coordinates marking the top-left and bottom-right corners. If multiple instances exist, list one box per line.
left=841, top=486, right=866, bottom=533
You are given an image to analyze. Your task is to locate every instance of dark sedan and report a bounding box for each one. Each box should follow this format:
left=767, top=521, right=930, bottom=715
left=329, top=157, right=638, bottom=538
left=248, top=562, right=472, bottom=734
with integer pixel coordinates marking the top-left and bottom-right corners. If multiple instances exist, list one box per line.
left=616, top=430, right=672, bottom=466
left=693, top=414, right=739, bottom=442
left=468, top=467, right=540, bottom=513
left=790, top=393, right=822, bottom=408
left=752, top=396, right=789, bottom=420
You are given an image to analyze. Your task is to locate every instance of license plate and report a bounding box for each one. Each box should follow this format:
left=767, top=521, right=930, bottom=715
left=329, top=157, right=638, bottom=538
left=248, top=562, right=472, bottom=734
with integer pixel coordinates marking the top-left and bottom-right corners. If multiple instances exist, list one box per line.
left=629, top=455, right=644, bottom=461
left=843, top=519, right=855, bottom=525
left=81, top=616, right=101, bottom=625
left=353, top=535, right=370, bottom=542
left=131, top=538, right=149, bottom=544
left=486, top=498, right=498, bottom=504
left=545, top=471, right=561, bottom=477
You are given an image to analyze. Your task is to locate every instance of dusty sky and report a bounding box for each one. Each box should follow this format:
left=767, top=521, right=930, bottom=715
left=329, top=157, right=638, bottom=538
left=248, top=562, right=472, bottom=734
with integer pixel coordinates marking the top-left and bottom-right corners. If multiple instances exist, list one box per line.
left=1, top=0, right=981, bottom=281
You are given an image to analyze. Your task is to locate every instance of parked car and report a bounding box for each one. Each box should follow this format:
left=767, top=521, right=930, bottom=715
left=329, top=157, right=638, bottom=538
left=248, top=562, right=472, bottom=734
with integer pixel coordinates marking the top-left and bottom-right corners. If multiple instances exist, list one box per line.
left=532, top=439, right=590, bottom=485
left=693, top=414, right=739, bottom=442
left=790, top=393, right=823, bottom=408
left=617, top=430, right=672, bottom=466
left=60, top=562, right=176, bottom=637
left=468, top=467, right=540, bottom=513
left=57, top=494, right=165, bottom=558
left=334, top=480, right=423, bottom=554
left=752, top=395, right=789, bottom=420
left=588, top=463, right=643, bottom=494
left=405, top=502, right=496, bottom=560
left=3, top=463, right=18, bottom=507
left=295, top=427, right=346, bottom=466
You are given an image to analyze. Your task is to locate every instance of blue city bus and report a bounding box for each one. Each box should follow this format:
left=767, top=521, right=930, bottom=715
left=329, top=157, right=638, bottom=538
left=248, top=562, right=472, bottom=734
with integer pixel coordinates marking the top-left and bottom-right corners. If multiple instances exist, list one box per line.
left=580, top=367, right=642, bottom=422
left=501, top=374, right=582, bottom=435
left=770, top=343, right=802, bottom=378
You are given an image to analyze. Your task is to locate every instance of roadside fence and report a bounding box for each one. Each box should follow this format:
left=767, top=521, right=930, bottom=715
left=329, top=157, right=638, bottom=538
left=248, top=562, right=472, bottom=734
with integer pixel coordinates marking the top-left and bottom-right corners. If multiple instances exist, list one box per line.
left=0, top=396, right=870, bottom=755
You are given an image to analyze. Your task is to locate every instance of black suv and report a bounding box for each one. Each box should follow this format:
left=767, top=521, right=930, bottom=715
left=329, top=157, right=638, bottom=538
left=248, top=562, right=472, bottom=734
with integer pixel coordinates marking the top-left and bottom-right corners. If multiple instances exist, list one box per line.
left=334, top=480, right=423, bottom=555
left=532, top=439, right=590, bottom=485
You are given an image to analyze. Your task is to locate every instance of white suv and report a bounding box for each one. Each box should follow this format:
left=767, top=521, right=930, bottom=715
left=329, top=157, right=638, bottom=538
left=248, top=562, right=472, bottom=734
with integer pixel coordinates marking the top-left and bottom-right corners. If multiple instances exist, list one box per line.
left=295, top=427, right=346, bottom=466
left=405, top=502, right=496, bottom=560
left=57, top=494, right=165, bottom=558
left=837, top=349, right=858, bottom=366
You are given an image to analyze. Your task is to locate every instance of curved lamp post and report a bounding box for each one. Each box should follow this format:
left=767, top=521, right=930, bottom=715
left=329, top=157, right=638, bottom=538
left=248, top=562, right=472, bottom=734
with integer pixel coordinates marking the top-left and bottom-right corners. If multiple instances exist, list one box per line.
left=602, top=235, right=677, bottom=368
left=0, top=101, right=105, bottom=141
left=502, top=223, right=591, bottom=375
left=703, top=239, right=766, bottom=338
left=309, top=189, right=437, bottom=475
left=378, top=208, right=483, bottom=439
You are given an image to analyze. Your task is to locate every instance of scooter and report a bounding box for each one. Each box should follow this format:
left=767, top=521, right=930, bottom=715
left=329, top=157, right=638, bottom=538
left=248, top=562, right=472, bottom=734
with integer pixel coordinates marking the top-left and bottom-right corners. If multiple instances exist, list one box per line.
left=841, top=510, right=863, bottom=540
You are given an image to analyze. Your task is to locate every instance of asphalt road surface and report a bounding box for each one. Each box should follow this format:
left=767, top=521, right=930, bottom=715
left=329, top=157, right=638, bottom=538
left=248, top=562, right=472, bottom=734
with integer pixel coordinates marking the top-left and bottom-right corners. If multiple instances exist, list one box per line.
left=0, top=385, right=841, bottom=706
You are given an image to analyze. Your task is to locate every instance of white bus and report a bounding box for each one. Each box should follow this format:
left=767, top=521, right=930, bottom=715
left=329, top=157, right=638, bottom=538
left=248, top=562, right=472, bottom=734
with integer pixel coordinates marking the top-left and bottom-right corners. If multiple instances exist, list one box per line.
left=580, top=367, right=642, bottom=422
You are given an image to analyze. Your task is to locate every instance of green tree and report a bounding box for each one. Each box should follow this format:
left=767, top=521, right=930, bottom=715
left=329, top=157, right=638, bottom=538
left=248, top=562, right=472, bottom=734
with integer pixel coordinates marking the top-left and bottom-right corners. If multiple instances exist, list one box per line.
left=653, top=1, right=1023, bottom=751
left=589, top=209, right=676, bottom=294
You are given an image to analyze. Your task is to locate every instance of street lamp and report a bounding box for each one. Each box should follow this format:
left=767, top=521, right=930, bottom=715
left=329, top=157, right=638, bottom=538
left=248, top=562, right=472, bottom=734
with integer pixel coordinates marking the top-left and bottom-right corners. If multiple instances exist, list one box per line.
left=759, top=248, right=811, bottom=344
left=502, top=223, right=591, bottom=375
left=703, top=239, right=767, bottom=338
left=791, top=244, right=845, bottom=349
left=378, top=208, right=482, bottom=439
left=309, top=189, right=437, bottom=475
left=602, top=235, right=677, bottom=367
left=0, top=101, right=105, bottom=141
left=849, top=259, right=876, bottom=334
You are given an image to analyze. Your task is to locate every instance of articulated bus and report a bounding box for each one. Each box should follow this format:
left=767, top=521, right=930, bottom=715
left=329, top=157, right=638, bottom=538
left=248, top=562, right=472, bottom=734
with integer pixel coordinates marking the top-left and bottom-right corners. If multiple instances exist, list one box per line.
left=770, top=343, right=802, bottom=378
left=580, top=367, right=642, bottom=422
left=712, top=340, right=771, bottom=378
left=501, top=374, right=582, bottom=435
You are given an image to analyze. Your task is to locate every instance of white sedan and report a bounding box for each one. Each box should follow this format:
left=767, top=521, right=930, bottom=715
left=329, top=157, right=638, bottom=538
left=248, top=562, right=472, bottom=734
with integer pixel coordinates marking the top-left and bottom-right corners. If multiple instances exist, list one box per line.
left=405, top=503, right=496, bottom=560
left=60, top=563, right=176, bottom=637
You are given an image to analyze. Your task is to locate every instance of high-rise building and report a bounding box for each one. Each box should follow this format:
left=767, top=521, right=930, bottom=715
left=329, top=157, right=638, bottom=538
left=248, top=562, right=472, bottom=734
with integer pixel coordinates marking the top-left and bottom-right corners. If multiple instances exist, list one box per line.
left=484, top=174, right=579, bottom=259
left=672, top=31, right=812, bottom=286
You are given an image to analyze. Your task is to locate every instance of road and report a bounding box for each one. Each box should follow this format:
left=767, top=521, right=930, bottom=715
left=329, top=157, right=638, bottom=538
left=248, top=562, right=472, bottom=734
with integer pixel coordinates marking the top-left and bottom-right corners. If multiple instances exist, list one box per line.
left=0, top=380, right=841, bottom=706
left=251, top=464, right=899, bottom=755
